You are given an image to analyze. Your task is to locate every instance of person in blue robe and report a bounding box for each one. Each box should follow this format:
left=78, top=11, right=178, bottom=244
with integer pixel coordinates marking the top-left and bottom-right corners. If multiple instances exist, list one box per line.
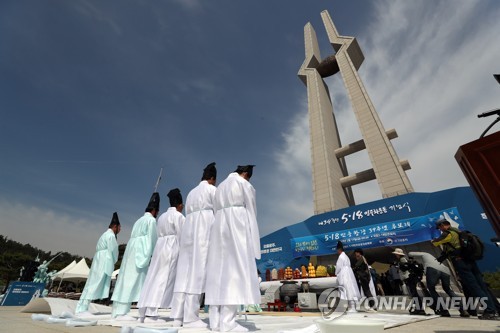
left=111, top=193, right=159, bottom=320
left=76, top=212, right=121, bottom=315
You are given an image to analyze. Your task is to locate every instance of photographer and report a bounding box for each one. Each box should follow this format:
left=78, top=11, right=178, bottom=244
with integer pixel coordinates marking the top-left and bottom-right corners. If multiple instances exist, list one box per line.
left=392, top=248, right=427, bottom=315
left=409, top=251, right=470, bottom=317
left=432, top=219, right=497, bottom=320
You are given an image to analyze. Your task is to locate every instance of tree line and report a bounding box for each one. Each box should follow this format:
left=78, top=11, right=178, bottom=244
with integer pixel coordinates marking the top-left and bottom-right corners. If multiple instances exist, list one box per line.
left=0, top=234, right=126, bottom=288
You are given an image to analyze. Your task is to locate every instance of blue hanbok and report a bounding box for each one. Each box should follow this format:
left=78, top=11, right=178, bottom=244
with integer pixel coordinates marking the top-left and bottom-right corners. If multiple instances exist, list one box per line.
left=111, top=212, right=157, bottom=317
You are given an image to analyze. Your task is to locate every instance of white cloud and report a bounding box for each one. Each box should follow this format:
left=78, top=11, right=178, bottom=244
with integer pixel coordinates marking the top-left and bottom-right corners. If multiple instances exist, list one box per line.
left=360, top=0, right=500, bottom=194
left=258, top=100, right=313, bottom=236
left=0, top=200, right=130, bottom=258
left=74, top=0, right=122, bottom=35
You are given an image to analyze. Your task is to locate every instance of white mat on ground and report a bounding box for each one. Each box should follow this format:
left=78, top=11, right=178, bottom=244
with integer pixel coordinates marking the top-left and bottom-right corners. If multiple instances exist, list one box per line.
left=99, top=310, right=438, bottom=332
left=23, top=298, right=438, bottom=332
left=21, top=297, right=112, bottom=317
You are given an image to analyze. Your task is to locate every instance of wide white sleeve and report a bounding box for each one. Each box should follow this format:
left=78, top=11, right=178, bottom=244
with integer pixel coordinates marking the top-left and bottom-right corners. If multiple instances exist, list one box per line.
left=243, top=182, right=261, bottom=259
left=110, top=235, right=119, bottom=264
left=135, top=219, right=158, bottom=269
left=335, top=256, right=343, bottom=275
left=105, top=232, right=118, bottom=276
left=176, top=213, right=185, bottom=238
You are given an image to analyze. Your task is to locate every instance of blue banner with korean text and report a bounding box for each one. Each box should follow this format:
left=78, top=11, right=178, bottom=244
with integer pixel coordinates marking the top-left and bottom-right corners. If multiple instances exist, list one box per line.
left=0, top=281, right=45, bottom=306
left=290, top=207, right=463, bottom=258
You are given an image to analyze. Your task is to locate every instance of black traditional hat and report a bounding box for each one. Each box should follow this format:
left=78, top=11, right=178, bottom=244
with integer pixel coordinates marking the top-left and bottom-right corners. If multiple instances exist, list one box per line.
left=336, top=241, right=344, bottom=250
left=235, top=165, right=255, bottom=178
left=354, top=248, right=363, bottom=255
left=109, top=212, right=120, bottom=227
left=145, top=192, right=160, bottom=212
left=202, top=162, right=217, bottom=181
left=167, top=188, right=183, bottom=207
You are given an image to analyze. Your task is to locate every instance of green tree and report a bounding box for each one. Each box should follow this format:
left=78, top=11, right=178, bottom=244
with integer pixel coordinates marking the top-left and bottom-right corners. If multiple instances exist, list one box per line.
left=0, top=234, right=85, bottom=286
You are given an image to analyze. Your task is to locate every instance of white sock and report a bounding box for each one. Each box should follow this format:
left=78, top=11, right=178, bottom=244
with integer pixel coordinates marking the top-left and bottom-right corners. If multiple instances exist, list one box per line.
left=144, top=317, right=166, bottom=323
left=114, top=315, right=137, bottom=321
left=184, top=319, right=207, bottom=328
left=171, top=319, right=182, bottom=327
left=228, top=323, right=248, bottom=332
left=75, top=311, right=94, bottom=318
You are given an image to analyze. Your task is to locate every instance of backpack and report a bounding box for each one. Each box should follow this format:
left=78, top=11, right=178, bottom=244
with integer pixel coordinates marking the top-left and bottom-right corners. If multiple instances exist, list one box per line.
left=458, top=230, right=485, bottom=261
left=450, top=229, right=485, bottom=261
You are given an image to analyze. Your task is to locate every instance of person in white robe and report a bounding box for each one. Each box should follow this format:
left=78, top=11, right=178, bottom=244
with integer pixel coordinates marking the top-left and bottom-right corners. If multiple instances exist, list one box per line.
left=170, top=163, right=217, bottom=328
left=75, top=212, right=121, bottom=315
left=138, top=188, right=185, bottom=323
left=205, top=165, right=261, bottom=332
left=111, top=192, right=159, bottom=320
left=335, top=241, right=360, bottom=312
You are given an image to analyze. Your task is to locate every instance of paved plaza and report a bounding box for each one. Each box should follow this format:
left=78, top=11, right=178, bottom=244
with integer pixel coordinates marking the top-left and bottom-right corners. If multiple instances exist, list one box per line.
left=1, top=305, right=498, bottom=333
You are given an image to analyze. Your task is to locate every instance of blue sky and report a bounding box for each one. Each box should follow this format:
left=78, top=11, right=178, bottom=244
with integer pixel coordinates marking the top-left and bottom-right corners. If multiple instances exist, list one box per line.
left=1, top=0, right=499, bottom=258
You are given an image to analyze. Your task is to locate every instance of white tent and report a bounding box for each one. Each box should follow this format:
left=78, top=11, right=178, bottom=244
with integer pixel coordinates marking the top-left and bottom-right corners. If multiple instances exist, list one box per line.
left=54, top=260, right=76, bottom=277
left=53, top=258, right=90, bottom=287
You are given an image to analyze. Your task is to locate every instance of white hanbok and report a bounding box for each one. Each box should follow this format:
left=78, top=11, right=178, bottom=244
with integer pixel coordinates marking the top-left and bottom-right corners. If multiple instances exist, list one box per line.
left=368, top=276, right=376, bottom=297
left=111, top=212, right=157, bottom=316
left=335, top=252, right=360, bottom=301
left=138, top=207, right=184, bottom=313
left=174, top=180, right=216, bottom=294
left=76, top=229, right=118, bottom=313
left=205, top=172, right=261, bottom=305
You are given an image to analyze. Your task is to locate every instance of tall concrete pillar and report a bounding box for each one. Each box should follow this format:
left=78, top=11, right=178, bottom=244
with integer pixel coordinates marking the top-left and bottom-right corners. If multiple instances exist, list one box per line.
left=298, top=23, right=352, bottom=214
left=298, top=10, right=413, bottom=213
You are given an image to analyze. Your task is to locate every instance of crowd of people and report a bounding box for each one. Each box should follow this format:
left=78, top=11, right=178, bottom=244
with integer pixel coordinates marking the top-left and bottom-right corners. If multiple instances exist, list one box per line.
left=335, top=220, right=498, bottom=320
left=75, top=163, right=260, bottom=332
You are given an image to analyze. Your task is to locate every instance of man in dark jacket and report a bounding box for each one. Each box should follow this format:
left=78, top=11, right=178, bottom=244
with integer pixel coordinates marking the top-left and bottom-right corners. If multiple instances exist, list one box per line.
left=353, top=248, right=376, bottom=312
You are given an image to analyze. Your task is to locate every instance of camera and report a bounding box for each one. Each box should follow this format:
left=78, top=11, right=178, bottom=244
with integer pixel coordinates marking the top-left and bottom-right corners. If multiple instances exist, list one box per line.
left=398, top=258, right=424, bottom=280
left=437, top=252, right=448, bottom=263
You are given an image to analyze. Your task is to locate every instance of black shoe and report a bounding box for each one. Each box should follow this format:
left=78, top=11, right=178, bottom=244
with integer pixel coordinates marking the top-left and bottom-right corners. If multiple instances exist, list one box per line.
left=459, top=310, right=470, bottom=318
left=439, top=310, right=451, bottom=317
left=478, top=313, right=497, bottom=320
left=410, top=310, right=427, bottom=316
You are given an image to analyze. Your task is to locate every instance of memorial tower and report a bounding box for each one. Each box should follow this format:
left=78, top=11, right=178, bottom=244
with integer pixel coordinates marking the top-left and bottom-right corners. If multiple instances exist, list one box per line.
left=298, top=10, right=413, bottom=214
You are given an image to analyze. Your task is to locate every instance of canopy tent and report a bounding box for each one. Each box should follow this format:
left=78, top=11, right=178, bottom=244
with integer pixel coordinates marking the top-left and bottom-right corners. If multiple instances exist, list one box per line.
left=53, top=258, right=90, bottom=291
left=370, top=261, right=391, bottom=273
left=54, top=260, right=76, bottom=276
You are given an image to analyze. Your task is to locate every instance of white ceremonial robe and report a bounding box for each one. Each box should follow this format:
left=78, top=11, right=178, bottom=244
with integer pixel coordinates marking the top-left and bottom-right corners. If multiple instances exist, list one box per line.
left=138, top=207, right=184, bottom=311
left=76, top=229, right=118, bottom=311
left=369, top=276, right=376, bottom=297
left=335, top=252, right=360, bottom=301
left=111, top=212, right=157, bottom=306
left=205, top=172, right=261, bottom=305
left=174, top=180, right=216, bottom=294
